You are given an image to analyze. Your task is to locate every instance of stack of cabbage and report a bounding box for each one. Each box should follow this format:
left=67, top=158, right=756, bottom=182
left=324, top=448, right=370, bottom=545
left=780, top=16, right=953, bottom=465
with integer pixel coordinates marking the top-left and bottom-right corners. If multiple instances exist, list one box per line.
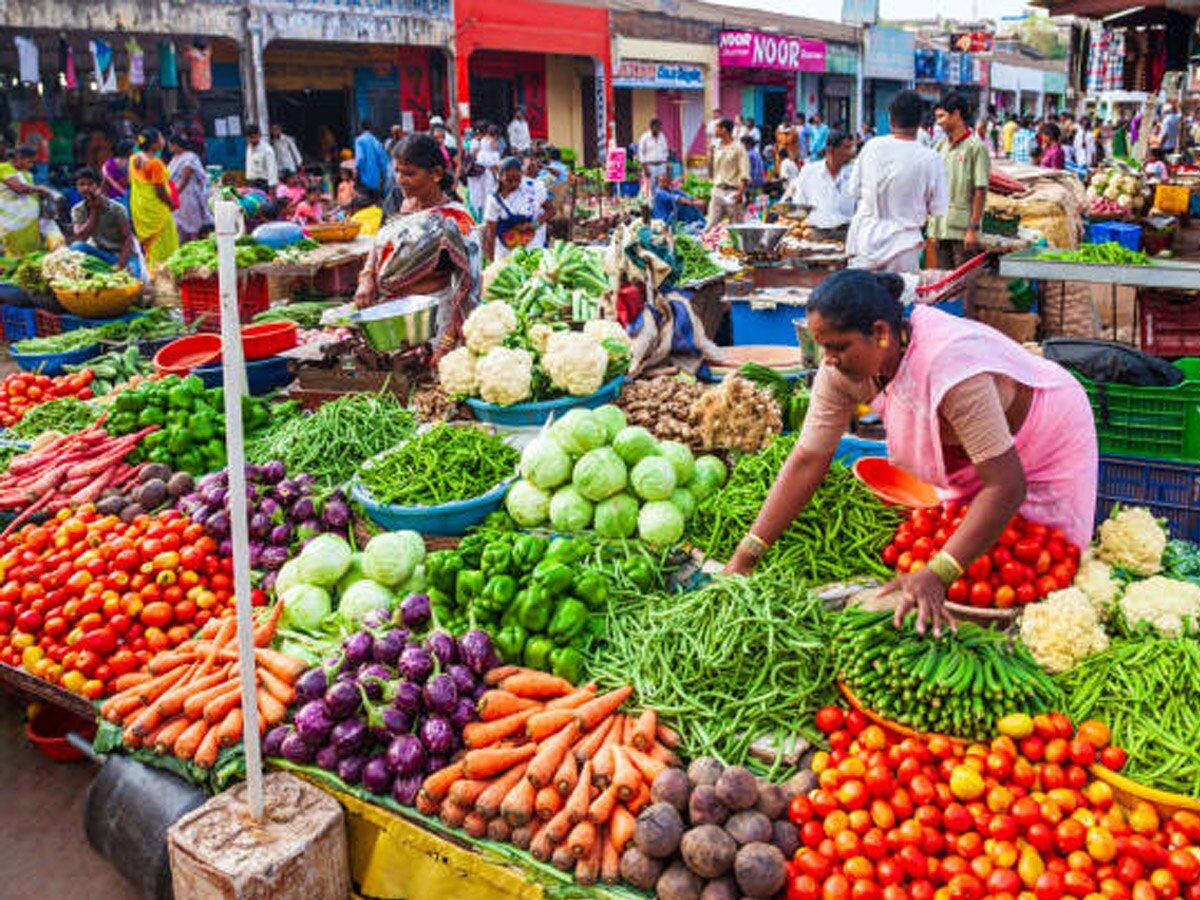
left=1086, top=168, right=1146, bottom=217
left=505, top=404, right=727, bottom=549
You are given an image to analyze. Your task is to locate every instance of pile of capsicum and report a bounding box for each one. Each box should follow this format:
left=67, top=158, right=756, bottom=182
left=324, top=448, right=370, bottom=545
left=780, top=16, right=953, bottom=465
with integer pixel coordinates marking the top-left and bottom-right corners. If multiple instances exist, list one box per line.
left=424, top=532, right=617, bottom=685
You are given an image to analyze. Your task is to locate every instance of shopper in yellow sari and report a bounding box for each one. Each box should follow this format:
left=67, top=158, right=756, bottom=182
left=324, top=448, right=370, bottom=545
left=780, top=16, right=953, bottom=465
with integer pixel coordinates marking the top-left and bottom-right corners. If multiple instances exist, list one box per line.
left=129, top=128, right=179, bottom=265
left=0, top=146, right=53, bottom=256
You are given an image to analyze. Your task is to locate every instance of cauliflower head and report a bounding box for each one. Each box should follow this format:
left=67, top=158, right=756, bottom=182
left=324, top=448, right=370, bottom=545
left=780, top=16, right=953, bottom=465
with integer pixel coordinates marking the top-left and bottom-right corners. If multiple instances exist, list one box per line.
left=463, top=301, right=518, bottom=355
left=1098, top=507, right=1167, bottom=576
left=437, top=347, right=478, bottom=398
left=583, top=319, right=631, bottom=349
left=1019, top=588, right=1110, bottom=674
left=1119, top=576, right=1200, bottom=638
left=1073, top=551, right=1121, bottom=617
left=543, top=331, right=608, bottom=397
left=529, top=322, right=556, bottom=355
left=476, top=346, right=533, bottom=406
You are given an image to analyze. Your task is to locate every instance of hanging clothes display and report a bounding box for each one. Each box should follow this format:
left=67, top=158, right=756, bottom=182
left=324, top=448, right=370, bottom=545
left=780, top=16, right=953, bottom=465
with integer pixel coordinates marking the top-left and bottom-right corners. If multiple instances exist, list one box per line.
left=90, top=39, right=118, bottom=93
left=183, top=43, right=212, bottom=92
left=158, top=41, right=179, bottom=90
left=126, top=39, right=145, bottom=88
left=59, top=36, right=77, bottom=89
left=14, top=36, right=40, bottom=84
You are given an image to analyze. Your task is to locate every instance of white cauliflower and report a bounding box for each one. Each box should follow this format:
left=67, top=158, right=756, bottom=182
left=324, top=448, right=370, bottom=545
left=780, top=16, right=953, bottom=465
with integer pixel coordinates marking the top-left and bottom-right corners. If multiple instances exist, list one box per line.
left=1019, top=588, right=1110, bottom=674
left=462, top=301, right=517, bottom=355
left=1074, top=551, right=1121, bottom=617
left=528, top=323, right=556, bottom=355
left=1119, top=576, right=1200, bottom=638
left=583, top=319, right=631, bottom=349
left=1098, top=507, right=1167, bottom=576
left=475, top=346, right=533, bottom=406
left=543, top=331, right=608, bottom=397
left=437, top=347, right=478, bottom=398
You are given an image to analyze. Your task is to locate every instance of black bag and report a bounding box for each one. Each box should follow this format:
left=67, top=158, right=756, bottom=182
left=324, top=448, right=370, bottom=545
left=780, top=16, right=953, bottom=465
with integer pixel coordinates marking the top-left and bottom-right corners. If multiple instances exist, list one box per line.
left=1042, top=338, right=1184, bottom=387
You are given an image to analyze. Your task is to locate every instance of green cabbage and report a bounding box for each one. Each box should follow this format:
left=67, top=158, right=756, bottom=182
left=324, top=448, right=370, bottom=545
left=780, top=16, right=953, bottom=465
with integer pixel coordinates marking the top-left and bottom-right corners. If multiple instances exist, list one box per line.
left=281, top=584, right=333, bottom=632
left=296, top=534, right=354, bottom=588
left=572, top=447, right=628, bottom=502
left=690, top=455, right=728, bottom=502
left=592, top=404, right=628, bottom=442
left=549, top=409, right=607, bottom=458
left=612, top=426, right=660, bottom=467
left=548, top=485, right=595, bottom=532
left=658, top=441, right=695, bottom=485
left=362, top=530, right=426, bottom=589
left=638, top=500, right=685, bottom=549
left=273, top=559, right=304, bottom=598
left=594, top=493, right=639, bottom=539
left=399, top=564, right=426, bottom=597
left=670, top=487, right=696, bottom=521
left=519, top=437, right=573, bottom=491
left=506, top=479, right=551, bottom=527
left=337, top=553, right=368, bottom=595
left=630, top=456, right=677, bottom=502
left=338, top=579, right=395, bottom=626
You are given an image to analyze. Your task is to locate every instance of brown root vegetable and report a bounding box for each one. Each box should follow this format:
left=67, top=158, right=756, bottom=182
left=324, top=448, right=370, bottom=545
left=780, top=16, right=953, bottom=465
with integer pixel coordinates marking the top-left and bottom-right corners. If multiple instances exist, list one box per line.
left=135, top=478, right=168, bottom=510
left=688, top=784, right=729, bottom=827
left=680, top=824, right=737, bottom=879
left=96, top=495, right=127, bottom=517
left=724, top=810, right=772, bottom=846
left=167, top=471, right=194, bottom=498
left=714, top=767, right=758, bottom=812
left=699, top=876, right=739, bottom=900
left=656, top=860, right=703, bottom=900
left=139, top=463, right=172, bottom=484
left=120, top=503, right=146, bottom=524
left=635, top=801, right=684, bottom=859
left=753, top=782, right=788, bottom=821
left=620, top=846, right=665, bottom=891
left=733, top=843, right=788, bottom=899
left=783, top=769, right=817, bottom=798
left=651, top=767, right=691, bottom=813
left=687, top=756, right=724, bottom=789
left=771, top=820, right=801, bottom=859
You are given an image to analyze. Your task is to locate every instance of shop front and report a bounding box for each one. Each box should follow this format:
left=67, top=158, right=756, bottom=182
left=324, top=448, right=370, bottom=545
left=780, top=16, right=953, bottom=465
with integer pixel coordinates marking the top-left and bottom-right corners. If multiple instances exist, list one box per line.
left=862, top=26, right=915, bottom=136
left=718, top=29, right=826, bottom=143
left=992, top=61, right=1045, bottom=118
left=455, top=0, right=611, bottom=166
left=612, top=59, right=708, bottom=162
left=1044, top=71, right=1068, bottom=117
left=817, top=43, right=859, bottom=131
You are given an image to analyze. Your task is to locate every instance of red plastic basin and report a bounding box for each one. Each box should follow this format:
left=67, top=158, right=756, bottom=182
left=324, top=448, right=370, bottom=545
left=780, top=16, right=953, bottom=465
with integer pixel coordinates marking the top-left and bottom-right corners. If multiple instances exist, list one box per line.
left=154, top=333, right=222, bottom=377
left=241, top=321, right=298, bottom=360
left=26, top=705, right=97, bottom=763
left=852, top=457, right=940, bottom=509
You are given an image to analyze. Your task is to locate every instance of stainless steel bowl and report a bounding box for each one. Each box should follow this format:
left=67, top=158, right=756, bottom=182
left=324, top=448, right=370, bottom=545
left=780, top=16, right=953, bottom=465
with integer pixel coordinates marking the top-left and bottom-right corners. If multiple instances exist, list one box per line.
left=728, top=223, right=789, bottom=254
left=352, top=295, right=439, bottom=352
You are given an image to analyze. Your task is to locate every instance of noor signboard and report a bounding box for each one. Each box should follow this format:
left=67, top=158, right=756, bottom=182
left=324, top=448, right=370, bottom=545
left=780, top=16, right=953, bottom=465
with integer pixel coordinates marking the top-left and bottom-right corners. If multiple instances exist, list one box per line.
left=719, top=30, right=826, bottom=73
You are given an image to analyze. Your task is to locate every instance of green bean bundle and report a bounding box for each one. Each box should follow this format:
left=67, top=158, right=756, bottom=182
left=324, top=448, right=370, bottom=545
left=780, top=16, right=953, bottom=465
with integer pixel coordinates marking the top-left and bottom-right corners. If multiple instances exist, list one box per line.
left=7, top=397, right=99, bottom=439
left=689, top=435, right=905, bottom=581
left=359, top=424, right=519, bottom=507
left=1057, top=633, right=1200, bottom=796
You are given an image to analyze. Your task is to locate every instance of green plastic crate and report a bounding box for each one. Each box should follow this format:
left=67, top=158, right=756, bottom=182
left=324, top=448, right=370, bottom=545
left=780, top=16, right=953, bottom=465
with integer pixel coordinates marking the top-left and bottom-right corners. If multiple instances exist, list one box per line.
left=1073, top=357, right=1200, bottom=463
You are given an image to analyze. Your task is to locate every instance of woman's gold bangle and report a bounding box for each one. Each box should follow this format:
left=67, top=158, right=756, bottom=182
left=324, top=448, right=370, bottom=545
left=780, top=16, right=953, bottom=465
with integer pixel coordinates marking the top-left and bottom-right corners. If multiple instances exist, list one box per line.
left=928, top=551, right=964, bottom=588
left=741, top=532, right=770, bottom=559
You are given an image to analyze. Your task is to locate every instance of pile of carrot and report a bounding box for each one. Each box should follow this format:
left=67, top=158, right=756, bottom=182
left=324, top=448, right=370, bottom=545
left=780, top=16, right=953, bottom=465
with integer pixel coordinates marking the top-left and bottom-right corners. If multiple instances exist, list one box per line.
left=416, top=666, right=682, bottom=887
left=98, top=603, right=305, bottom=770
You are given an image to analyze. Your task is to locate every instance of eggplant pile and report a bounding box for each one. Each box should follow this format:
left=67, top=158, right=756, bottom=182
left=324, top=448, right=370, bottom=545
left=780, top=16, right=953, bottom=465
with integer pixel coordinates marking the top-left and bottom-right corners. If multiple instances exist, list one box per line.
left=265, top=594, right=501, bottom=805
left=176, top=461, right=351, bottom=579
left=96, top=463, right=194, bottom=523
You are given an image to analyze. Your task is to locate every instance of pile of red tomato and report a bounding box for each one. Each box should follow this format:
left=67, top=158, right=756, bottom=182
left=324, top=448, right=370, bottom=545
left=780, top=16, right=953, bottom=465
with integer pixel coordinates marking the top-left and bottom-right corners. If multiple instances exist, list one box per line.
left=785, top=707, right=1200, bottom=900
left=0, top=370, right=95, bottom=428
left=881, top=504, right=1081, bottom=609
left=0, top=506, right=261, bottom=700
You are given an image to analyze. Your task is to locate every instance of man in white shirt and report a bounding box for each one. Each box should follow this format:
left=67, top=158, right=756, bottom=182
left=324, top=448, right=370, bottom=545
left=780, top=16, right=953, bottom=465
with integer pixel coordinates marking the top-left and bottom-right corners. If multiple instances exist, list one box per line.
left=846, top=90, right=948, bottom=273
left=269, top=123, right=302, bottom=176
left=637, top=118, right=670, bottom=196
left=508, top=109, right=532, bottom=154
left=790, top=129, right=857, bottom=230
left=430, top=116, right=457, bottom=151
left=244, top=124, right=278, bottom=190
left=745, top=118, right=762, bottom=146
left=706, top=107, right=722, bottom=150
left=1073, top=115, right=1096, bottom=167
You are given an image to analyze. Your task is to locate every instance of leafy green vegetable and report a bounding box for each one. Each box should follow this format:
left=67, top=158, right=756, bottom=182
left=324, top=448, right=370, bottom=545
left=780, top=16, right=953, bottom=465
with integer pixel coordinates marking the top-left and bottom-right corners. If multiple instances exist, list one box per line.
left=7, top=397, right=99, bottom=438
left=1037, top=242, right=1152, bottom=266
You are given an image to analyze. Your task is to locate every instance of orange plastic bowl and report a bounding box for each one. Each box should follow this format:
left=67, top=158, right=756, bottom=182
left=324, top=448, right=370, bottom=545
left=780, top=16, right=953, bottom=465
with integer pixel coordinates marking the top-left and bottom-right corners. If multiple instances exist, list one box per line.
left=241, top=321, right=298, bottom=360
left=153, top=333, right=223, bottom=377
left=26, top=705, right=97, bottom=763
left=852, top=457, right=939, bottom=509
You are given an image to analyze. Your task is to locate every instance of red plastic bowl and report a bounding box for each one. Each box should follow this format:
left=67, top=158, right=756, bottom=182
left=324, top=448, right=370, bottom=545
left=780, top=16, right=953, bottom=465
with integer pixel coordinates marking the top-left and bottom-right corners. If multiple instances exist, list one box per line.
left=852, top=457, right=940, bottom=509
left=241, top=321, right=298, bottom=360
left=25, top=705, right=97, bottom=763
left=154, top=333, right=223, bottom=377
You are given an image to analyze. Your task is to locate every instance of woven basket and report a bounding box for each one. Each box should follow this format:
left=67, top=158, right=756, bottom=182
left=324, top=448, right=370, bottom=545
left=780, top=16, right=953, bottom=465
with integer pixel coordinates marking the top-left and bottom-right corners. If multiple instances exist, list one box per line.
left=52, top=282, right=142, bottom=318
left=307, top=221, right=363, bottom=243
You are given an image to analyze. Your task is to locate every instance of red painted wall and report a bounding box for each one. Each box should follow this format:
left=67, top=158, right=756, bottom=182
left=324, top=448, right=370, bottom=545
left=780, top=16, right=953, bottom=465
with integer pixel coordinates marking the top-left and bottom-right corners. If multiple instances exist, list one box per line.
left=470, top=51, right=548, bottom=138
left=396, top=47, right=439, bottom=129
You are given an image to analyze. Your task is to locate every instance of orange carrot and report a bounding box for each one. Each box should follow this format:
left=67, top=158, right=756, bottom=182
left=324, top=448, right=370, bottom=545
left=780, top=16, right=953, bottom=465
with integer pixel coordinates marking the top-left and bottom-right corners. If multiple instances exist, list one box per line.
left=592, top=719, right=623, bottom=788
left=647, top=743, right=682, bottom=768
left=545, top=689, right=597, bottom=712
left=536, top=785, right=564, bottom=822
left=526, top=722, right=581, bottom=789
left=182, top=677, right=236, bottom=719
left=463, top=744, right=538, bottom=780
left=626, top=779, right=651, bottom=814
left=113, top=672, right=152, bottom=693
left=256, top=664, right=296, bottom=707
left=576, top=834, right=602, bottom=885
left=526, top=708, right=578, bottom=742
left=462, top=812, right=489, bottom=839
left=257, top=686, right=288, bottom=727
left=599, top=827, right=621, bottom=884
left=553, top=747, right=578, bottom=797
left=624, top=745, right=668, bottom=784
left=253, top=647, right=306, bottom=684
left=573, top=716, right=615, bottom=764
left=462, top=707, right=538, bottom=749
left=656, top=722, right=682, bottom=749
left=153, top=717, right=191, bottom=754
left=252, top=600, right=284, bottom=647
left=564, top=760, right=594, bottom=825
left=610, top=745, right=642, bottom=801
left=484, top=664, right=522, bottom=686
left=128, top=703, right=164, bottom=739
left=629, top=708, right=657, bottom=751
left=573, top=686, right=633, bottom=732
left=551, top=845, right=576, bottom=872
left=416, top=794, right=439, bottom=817
left=477, top=689, right=540, bottom=722
left=499, top=670, right=574, bottom=700
left=135, top=662, right=195, bottom=705
left=530, top=814, right=562, bottom=861
left=157, top=664, right=233, bottom=717
left=198, top=617, right=223, bottom=641
left=609, top=803, right=636, bottom=853
left=448, top=778, right=494, bottom=810
left=439, top=802, right=468, bottom=830
left=567, top=819, right=597, bottom=858
left=475, top=763, right=529, bottom=819
left=487, top=818, right=513, bottom=844
left=500, top=775, right=537, bottom=827
left=216, top=707, right=244, bottom=747
left=146, top=649, right=198, bottom=676
left=203, top=684, right=242, bottom=724
left=588, top=783, right=620, bottom=824
left=510, top=820, right=535, bottom=849
left=102, top=692, right=146, bottom=723
left=420, top=762, right=465, bottom=803
left=173, top=717, right=209, bottom=760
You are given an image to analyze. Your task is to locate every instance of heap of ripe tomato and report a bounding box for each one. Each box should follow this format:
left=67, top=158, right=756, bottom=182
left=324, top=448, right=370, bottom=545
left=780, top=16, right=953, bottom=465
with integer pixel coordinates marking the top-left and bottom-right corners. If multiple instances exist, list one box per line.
left=0, top=506, right=263, bottom=700
left=0, top=370, right=95, bottom=428
left=785, top=707, right=1200, bottom=900
left=881, top=504, right=1081, bottom=609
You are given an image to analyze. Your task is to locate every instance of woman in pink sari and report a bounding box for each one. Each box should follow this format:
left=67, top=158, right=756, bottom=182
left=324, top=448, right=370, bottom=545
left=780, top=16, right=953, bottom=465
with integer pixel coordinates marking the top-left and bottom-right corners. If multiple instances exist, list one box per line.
left=725, top=269, right=1096, bottom=635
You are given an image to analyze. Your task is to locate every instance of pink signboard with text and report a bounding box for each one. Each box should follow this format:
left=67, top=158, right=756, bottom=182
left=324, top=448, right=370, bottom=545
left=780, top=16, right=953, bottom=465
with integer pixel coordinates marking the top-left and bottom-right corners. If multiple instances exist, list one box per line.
left=719, top=30, right=826, bottom=73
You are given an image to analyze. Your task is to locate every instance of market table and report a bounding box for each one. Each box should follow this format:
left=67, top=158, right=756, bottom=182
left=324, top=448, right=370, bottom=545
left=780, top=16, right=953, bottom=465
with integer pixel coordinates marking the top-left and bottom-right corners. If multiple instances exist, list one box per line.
left=0, top=660, right=94, bottom=719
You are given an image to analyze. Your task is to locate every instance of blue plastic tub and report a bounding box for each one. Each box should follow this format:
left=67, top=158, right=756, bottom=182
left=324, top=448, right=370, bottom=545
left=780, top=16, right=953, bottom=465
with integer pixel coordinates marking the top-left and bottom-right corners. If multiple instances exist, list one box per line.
left=466, top=377, right=624, bottom=427
left=193, top=354, right=294, bottom=396
left=2, top=305, right=38, bottom=343
left=729, top=299, right=805, bottom=346
left=835, top=434, right=887, bottom=467
left=1088, top=222, right=1141, bottom=252
left=59, top=310, right=147, bottom=333
left=350, top=477, right=514, bottom=536
left=11, top=343, right=101, bottom=375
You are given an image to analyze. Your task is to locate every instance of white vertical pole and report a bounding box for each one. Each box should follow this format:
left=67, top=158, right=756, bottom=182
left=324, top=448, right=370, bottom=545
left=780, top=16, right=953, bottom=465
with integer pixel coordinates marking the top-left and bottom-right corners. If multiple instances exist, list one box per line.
left=214, top=200, right=264, bottom=821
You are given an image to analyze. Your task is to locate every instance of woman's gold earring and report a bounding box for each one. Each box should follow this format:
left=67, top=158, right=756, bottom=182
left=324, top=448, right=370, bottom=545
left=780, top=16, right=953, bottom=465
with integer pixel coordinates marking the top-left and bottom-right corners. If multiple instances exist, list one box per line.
left=879, top=338, right=889, bottom=349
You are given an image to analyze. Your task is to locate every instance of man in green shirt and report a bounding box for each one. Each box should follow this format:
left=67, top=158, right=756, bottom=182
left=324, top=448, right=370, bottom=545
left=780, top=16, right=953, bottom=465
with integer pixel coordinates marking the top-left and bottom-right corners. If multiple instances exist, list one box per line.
left=927, top=90, right=990, bottom=270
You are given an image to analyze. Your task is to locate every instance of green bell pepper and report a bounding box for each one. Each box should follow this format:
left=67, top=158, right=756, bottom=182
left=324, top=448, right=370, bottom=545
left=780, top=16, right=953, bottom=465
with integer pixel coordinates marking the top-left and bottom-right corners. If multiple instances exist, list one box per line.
left=501, top=590, right=527, bottom=629
left=426, top=551, right=464, bottom=595
left=623, top=557, right=658, bottom=591
left=455, top=569, right=486, bottom=609
left=203, top=439, right=226, bottom=469
left=547, top=598, right=589, bottom=644
left=549, top=647, right=587, bottom=684
left=531, top=560, right=574, bottom=596
left=107, top=412, right=137, bottom=434
left=480, top=542, right=513, bottom=578
left=495, top=624, right=528, bottom=665
left=166, top=428, right=192, bottom=455
left=515, top=585, right=553, bottom=633
left=522, top=635, right=555, bottom=670
left=545, top=537, right=590, bottom=565
left=191, top=412, right=215, bottom=443
left=428, top=587, right=454, bottom=623
left=572, top=572, right=609, bottom=610
left=137, top=406, right=166, bottom=428
left=114, top=392, right=142, bottom=414
left=513, top=534, right=549, bottom=572
left=148, top=447, right=172, bottom=465
left=168, top=385, right=193, bottom=410
left=182, top=374, right=206, bottom=395
left=176, top=449, right=204, bottom=474
left=480, top=574, right=517, bottom=616
left=457, top=533, right=490, bottom=569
